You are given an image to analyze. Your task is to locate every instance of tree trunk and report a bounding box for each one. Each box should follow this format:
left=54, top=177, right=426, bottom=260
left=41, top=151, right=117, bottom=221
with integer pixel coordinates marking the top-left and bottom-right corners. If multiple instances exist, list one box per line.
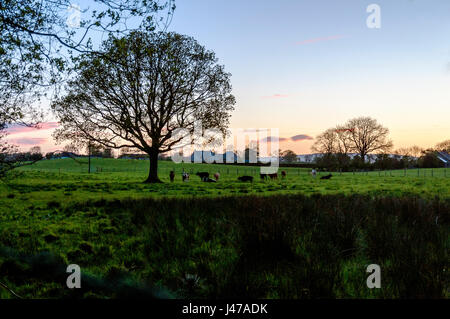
left=361, top=152, right=366, bottom=163
left=144, top=151, right=162, bottom=183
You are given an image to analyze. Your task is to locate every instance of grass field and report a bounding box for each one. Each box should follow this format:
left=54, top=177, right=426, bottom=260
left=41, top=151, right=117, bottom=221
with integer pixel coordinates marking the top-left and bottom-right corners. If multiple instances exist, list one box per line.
left=0, top=158, right=448, bottom=299
left=3, top=158, right=449, bottom=203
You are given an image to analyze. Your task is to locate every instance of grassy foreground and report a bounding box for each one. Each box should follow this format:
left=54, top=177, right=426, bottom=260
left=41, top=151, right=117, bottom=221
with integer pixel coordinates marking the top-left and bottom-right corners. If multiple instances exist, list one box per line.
left=0, top=194, right=448, bottom=298
left=0, top=159, right=448, bottom=298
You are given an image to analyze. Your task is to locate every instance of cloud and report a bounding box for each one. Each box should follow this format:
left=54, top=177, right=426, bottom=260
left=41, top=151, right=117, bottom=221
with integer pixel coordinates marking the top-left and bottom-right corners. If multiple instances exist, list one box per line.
left=7, top=137, right=47, bottom=145
left=261, top=136, right=288, bottom=143
left=5, top=122, right=59, bottom=134
left=261, top=94, right=289, bottom=99
left=290, top=134, right=313, bottom=141
left=295, top=35, right=346, bottom=45
left=259, top=134, right=313, bottom=143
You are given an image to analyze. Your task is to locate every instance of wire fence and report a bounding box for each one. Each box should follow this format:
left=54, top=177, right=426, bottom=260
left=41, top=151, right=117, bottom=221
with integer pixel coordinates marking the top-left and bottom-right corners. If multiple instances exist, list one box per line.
left=28, top=164, right=450, bottom=178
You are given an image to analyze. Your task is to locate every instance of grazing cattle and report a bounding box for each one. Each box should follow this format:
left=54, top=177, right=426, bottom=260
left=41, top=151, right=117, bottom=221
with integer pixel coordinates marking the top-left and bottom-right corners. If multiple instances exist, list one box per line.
left=268, top=173, right=278, bottom=180
left=182, top=172, right=190, bottom=182
left=281, top=171, right=286, bottom=178
left=320, top=174, right=333, bottom=180
left=260, top=173, right=268, bottom=180
left=196, top=172, right=209, bottom=181
left=238, top=176, right=253, bottom=182
left=203, top=178, right=217, bottom=183
left=214, top=172, right=220, bottom=181
left=169, top=171, right=175, bottom=182
left=311, top=169, right=317, bottom=177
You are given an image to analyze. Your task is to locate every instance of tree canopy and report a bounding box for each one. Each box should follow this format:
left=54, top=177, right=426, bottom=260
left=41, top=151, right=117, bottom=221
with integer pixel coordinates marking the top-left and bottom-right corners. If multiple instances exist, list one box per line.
left=52, top=31, right=235, bottom=182
left=312, top=116, right=393, bottom=162
left=0, top=0, right=175, bottom=177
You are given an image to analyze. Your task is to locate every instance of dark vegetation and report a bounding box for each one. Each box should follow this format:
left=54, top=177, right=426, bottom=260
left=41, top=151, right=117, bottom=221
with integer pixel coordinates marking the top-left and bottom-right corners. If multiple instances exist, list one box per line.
left=0, top=194, right=448, bottom=298
left=314, top=150, right=446, bottom=172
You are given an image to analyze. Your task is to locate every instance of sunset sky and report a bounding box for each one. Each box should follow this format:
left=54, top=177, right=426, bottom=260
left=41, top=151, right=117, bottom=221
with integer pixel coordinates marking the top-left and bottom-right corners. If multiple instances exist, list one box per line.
left=6, top=0, right=450, bottom=154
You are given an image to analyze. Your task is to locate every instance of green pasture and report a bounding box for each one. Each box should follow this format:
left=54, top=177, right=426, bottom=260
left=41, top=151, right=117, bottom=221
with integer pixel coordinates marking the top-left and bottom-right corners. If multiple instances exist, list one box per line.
left=1, top=158, right=448, bottom=206
left=0, top=158, right=448, bottom=299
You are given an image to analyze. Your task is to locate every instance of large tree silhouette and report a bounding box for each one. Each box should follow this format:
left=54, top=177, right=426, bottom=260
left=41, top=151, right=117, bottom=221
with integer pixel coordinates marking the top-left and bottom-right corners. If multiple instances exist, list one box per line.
left=0, top=0, right=175, bottom=177
left=52, top=31, right=235, bottom=183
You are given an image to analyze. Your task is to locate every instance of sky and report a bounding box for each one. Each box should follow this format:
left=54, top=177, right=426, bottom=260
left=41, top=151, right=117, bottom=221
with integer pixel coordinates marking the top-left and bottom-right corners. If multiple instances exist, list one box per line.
left=6, top=0, right=450, bottom=154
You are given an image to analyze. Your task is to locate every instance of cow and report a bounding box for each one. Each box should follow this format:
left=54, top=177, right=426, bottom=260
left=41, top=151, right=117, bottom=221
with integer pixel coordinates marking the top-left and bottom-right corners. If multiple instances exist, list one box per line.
left=268, top=173, right=278, bottom=180
left=238, top=176, right=253, bottom=182
left=281, top=171, right=286, bottom=179
left=169, top=171, right=175, bottom=182
left=182, top=172, right=190, bottom=182
left=214, top=172, right=220, bottom=181
left=203, top=178, right=217, bottom=183
left=320, top=174, right=333, bottom=180
left=311, top=169, right=317, bottom=177
left=196, top=172, right=210, bottom=181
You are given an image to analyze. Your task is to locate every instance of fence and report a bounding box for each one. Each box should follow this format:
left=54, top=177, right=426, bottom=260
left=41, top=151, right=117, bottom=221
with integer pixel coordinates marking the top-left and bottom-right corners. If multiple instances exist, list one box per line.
left=29, top=164, right=449, bottom=179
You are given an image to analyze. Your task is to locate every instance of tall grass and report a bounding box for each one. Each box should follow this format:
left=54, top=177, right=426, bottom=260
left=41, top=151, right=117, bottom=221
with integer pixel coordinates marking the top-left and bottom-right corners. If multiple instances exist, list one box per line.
left=0, top=194, right=447, bottom=298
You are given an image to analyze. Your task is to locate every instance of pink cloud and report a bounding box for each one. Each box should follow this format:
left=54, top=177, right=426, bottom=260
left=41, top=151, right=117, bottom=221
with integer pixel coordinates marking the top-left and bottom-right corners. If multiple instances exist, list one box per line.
left=290, top=134, right=313, bottom=141
left=261, top=136, right=288, bottom=143
left=262, top=94, right=289, bottom=99
left=7, top=137, right=47, bottom=146
left=260, top=134, right=313, bottom=143
left=5, top=122, right=60, bottom=134
left=295, top=35, right=346, bottom=45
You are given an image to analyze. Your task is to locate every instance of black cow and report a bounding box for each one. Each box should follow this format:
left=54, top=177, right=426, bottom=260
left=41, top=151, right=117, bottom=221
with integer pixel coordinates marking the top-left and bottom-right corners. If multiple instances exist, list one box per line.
left=320, top=174, right=333, bottom=180
left=196, top=172, right=210, bottom=181
left=238, top=176, right=253, bottom=182
left=260, top=173, right=268, bottom=180
left=203, top=178, right=217, bottom=183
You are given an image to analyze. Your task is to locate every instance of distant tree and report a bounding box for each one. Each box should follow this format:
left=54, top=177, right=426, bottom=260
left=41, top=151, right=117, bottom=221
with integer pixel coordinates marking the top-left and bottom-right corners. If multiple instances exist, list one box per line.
left=63, top=144, right=79, bottom=154
left=394, top=146, right=423, bottom=168
left=29, top=146, right=42, bottom=155
left=311, top=127, right=352, bottom=169
left=334, top=125, right=353, bottom=154
left=418, top=150, right=444, bottom=168
left=435, top=140, right=450, bottom=153
left=395, top=146, right=423, bottom=158
left=311, top=128, right=337, bottom=155
left=0, top=144, right=42, bottom=178
left=374, top=153, right=395, bottom=170
left=345, top=117, right=393, bottom=162
left=45, top=152, right=54, bottom=160
left=53, top=31, right=235, bottom=183
left=409, top=145, right=425, bottom=158
left=281, top=150, right=297, bottom=163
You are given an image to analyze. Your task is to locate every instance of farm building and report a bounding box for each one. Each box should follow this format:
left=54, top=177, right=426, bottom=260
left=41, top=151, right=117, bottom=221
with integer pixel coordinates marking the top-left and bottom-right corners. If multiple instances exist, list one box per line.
left=436, top=151, right=450, bottom=167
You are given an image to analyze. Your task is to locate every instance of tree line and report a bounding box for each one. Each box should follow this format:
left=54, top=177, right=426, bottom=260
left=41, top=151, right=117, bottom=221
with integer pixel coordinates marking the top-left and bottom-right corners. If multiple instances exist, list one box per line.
left=278, top=117, right=449, bottom=170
